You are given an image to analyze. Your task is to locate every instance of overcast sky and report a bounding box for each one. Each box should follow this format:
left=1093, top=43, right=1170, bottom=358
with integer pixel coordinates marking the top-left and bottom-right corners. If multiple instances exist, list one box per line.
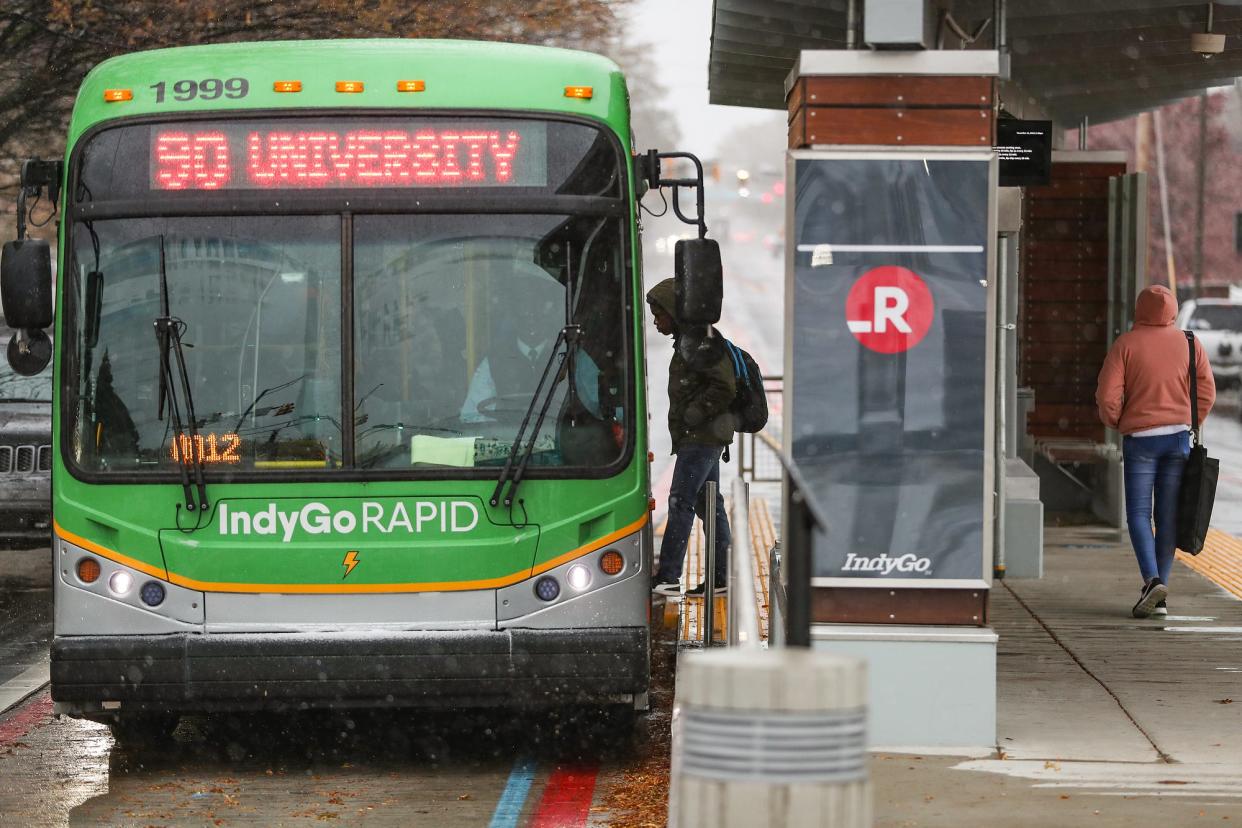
left=629, top=0, right=774, bottom=157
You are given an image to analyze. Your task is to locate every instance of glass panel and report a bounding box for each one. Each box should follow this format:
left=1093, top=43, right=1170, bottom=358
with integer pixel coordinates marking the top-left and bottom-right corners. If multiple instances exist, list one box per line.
left=77, top=117, right=621, bottom=200
left=791, top=155, right=990, bottom=581
left=68, top=217, right=342, bottom=474
left=353, top=214, right=629, bottom=470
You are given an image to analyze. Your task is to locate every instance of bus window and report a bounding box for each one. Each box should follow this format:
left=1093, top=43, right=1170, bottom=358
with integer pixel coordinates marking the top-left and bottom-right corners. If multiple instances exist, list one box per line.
left=68, top=216, right=342, bottom=474
left=353, top=214, right=630, bottom=471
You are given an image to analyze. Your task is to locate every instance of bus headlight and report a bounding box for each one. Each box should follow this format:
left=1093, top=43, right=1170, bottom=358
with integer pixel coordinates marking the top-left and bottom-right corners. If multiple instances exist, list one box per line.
left=108, top=570, right=133, bottom=595
left=566, top=564, right=592, bottom=591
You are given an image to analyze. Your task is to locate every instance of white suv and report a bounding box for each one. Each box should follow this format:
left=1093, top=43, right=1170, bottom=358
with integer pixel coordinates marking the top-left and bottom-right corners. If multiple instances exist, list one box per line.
left=1176, top=299, right=1242, bottom=391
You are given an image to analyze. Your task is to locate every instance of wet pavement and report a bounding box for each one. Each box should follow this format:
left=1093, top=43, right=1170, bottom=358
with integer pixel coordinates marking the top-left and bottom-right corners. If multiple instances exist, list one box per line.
left=0, top=532, right=676, bottom=826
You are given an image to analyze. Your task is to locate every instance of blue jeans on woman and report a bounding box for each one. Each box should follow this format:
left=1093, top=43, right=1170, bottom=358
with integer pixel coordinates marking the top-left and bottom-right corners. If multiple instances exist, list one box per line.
left=656, top=443, right=731, bottom=584
left=1123, top=430, right=1191, bottom=585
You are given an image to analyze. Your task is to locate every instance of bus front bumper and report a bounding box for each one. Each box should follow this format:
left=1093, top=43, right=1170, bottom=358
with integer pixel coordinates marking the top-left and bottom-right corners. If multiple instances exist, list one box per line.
left=51, top=627, right=649, bottom=715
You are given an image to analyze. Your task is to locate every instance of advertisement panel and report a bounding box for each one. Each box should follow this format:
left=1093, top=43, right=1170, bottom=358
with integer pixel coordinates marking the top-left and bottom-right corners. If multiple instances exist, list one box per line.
left=786, top=150, right=995, bottom=587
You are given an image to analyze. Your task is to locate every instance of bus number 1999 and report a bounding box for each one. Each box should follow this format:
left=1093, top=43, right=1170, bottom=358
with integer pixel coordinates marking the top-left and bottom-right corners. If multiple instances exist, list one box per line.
left=151, top=78, right=249, bottom=103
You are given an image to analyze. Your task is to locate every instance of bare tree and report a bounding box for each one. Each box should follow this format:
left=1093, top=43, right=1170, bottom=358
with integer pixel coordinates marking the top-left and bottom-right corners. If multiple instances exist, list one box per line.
left=0, top=0, right=630, bottom=189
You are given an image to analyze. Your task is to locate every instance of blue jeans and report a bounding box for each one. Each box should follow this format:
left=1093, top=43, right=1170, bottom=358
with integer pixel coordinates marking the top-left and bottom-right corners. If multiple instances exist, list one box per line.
left=656, top=443, right=731, bottom=583
left=1123, top=431, right=1191, bottom=585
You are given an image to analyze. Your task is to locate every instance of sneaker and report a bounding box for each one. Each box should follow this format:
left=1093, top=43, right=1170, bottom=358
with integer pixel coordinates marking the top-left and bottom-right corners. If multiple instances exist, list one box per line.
left=1153, top=600, right=1168, bottom=617
left=651, top=577, right=681, bottom=597
left=687, top=581, right=728, bottom=597
left=1132, top=578, right=1168, bottom=618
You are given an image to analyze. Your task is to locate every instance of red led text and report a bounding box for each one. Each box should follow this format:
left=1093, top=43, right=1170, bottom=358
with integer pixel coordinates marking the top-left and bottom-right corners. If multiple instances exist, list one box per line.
left=153, top=128, right=526, bottom=190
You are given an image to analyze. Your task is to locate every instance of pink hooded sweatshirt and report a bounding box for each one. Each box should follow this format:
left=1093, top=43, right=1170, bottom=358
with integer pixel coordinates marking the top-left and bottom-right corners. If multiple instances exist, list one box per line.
left=1096, top=285, right=1216, bottom=435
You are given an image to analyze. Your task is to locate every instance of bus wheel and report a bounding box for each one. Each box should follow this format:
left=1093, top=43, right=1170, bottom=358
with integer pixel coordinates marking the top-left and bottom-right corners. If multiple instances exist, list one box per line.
left=109, top=713, right=181, bottom=747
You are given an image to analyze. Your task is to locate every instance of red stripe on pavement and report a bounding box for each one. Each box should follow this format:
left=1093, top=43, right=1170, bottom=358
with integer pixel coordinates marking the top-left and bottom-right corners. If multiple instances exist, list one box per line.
left=0, top=691, right=52, bottom=747
left=529, top=765, right=599, bottom=828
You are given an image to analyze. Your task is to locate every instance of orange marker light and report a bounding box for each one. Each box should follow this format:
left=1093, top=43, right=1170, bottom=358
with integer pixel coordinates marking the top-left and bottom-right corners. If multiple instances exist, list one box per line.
left=564, top=85, right=593, bottom=99
left=273, top=81, right=302, bottom=93
left=336, top=81, right=364, bottom=93
left=397, top=80, right=426, bottom=92
left=77, top=557, right=101, bottom=583
left=103, top=89, right=132, bottom=103
left=600, top=550, right=625, bottom=576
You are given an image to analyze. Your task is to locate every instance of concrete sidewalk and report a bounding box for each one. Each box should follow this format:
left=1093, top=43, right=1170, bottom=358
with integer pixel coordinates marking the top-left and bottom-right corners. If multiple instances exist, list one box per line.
left=873, top=523, right=1242, bottom=826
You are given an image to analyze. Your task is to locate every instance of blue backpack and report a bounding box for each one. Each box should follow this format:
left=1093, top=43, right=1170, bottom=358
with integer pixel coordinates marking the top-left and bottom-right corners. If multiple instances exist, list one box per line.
left=722, top=338, right=768, bottom=434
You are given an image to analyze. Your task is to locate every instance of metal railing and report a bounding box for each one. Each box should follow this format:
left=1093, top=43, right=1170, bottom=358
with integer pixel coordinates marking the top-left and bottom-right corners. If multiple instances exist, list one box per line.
left=736, top=375, right=784, bottom=483
left=727, top=477, right=761, bottom=647
left=722, top=437, right=830, bottom=649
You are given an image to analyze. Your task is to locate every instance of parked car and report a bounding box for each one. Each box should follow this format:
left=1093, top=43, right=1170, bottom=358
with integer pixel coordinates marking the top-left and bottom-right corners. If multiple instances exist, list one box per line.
left=1176, top=299, right=1242, bottom=392
left=0, top=322, right=52, bottom=545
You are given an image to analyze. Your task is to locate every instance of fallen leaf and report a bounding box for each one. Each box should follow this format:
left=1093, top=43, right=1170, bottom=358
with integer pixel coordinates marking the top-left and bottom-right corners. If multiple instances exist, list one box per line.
left=1157, top=780, right=1189, bottom=785
left=1216, top=699, right=1233, bottom=705
left=458, top=794, right=472, bottom=801
left=1060, top=795, right=1071, bottom=800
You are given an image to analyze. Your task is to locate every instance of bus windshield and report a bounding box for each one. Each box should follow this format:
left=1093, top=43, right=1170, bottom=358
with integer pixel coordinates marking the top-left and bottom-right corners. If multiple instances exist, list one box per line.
left=66, top=117, right=631, bottom=478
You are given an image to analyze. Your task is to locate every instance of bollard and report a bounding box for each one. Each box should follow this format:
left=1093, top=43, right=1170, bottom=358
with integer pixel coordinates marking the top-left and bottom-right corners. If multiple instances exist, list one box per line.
left=669, top=649, right=870, bottom=827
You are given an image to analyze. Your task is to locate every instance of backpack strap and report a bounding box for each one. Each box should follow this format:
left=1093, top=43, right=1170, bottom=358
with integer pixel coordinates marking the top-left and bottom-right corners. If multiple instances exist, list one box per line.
left=723, top=338, right=749, bottom=383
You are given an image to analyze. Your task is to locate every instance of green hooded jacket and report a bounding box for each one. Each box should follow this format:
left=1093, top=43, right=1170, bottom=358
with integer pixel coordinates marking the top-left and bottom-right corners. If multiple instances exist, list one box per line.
left=646, top=278, right=736, bottom=453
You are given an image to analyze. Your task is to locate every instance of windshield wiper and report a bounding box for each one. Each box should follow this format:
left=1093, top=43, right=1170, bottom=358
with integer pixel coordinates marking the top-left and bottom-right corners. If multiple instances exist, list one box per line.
left=154, top=236, right=208, bottom=513
left=489, top=324, right=581, bottom=511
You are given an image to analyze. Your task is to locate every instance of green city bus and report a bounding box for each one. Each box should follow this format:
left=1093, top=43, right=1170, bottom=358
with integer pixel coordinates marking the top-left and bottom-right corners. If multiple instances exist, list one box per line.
left=0, top=39, right=712, bottom=738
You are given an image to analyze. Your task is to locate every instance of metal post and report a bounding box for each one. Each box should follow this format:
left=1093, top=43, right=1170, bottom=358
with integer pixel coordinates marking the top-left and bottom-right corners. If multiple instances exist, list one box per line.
left=785, top=488, right=811, bottom=647
left=994, top=235, right=1009, bottom=579
left=1078, top=116, right=1089, bottom=151
left=704, top=479, right=717, bottom=647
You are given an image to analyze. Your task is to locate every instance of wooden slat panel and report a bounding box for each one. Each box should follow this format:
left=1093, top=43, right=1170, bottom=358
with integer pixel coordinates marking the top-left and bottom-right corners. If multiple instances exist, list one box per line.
left=786, top=77, right=804, bottom=123
left=1026, top=199, right=1112, bottom=219
left=812, top=587, right=988, bottom=626
left=803, top=107, right=993, bottom=146
left=1026, top=178, right=1111, bottom=199
left=1024, top=217, right=1112, bottom=241
left=1021, top=303, right=1106, bottom=324
left=1021, top=364, right=1105, bottom=386
left=788, top=107, right=807, bottom=149
left=1020, top=160, right=1121, bottom=445
left=1022, top=321, right=1107, bottom=342
left=1044, top=162, right=1127, bottom=179
left=1024, top=240, right=1109, bottom=260
left=800, top=75, right=993, bottom=108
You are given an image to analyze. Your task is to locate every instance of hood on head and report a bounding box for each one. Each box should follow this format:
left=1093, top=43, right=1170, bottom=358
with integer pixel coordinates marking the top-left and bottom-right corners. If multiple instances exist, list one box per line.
left=646, top=278, right=677, bottom=321
left=1135, top=285, right=1177, bottom=326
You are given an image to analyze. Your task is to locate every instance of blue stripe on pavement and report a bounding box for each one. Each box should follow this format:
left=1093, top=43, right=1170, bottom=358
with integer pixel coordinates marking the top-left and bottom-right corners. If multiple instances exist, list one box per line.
left=488, top=754, right=538, bottom=828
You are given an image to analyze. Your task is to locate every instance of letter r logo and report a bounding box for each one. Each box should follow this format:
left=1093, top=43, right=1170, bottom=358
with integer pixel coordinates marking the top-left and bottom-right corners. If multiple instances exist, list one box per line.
left=844, top=266, right=935, bottom=354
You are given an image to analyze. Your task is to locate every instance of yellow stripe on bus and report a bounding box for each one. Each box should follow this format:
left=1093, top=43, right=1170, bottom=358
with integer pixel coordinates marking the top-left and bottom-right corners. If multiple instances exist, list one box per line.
left=53, top=513, right=648, bottom=594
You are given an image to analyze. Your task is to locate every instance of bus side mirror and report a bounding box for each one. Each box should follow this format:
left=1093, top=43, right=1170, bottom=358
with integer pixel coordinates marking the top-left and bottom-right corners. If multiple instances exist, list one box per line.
left=6, top=329, right=51, bottom=376
left=2, top=239, right=54, bottom=329
left=674, top=238, right=722, bottom=325
left=2, top=239, right=54, bottom=376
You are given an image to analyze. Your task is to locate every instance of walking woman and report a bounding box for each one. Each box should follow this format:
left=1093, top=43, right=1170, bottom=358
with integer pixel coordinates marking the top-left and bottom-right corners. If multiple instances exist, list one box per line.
left=1097, top=285, right=1216, bottom=618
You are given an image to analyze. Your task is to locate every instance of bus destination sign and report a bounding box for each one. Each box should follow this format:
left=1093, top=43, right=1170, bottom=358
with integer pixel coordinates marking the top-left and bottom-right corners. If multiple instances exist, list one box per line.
left=150, top=120, right=548, bottom=190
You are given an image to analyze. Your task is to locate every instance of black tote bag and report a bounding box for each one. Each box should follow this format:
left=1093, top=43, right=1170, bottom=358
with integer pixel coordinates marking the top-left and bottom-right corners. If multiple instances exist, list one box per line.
left=1177, top=331, right=1219, bottom=555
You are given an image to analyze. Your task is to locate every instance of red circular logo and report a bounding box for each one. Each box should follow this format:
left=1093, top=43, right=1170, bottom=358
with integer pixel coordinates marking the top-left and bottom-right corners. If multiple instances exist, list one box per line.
left=844, top=266, right=935, bottom=354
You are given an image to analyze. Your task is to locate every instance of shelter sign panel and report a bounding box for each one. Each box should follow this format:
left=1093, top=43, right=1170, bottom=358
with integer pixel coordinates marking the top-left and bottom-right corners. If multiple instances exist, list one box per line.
left=788, top=151, right=994, bottom=585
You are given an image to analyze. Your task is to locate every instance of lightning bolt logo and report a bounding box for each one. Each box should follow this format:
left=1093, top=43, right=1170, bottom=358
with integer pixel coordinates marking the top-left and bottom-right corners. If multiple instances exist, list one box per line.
left=342, top=550, right=360, bottom=579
